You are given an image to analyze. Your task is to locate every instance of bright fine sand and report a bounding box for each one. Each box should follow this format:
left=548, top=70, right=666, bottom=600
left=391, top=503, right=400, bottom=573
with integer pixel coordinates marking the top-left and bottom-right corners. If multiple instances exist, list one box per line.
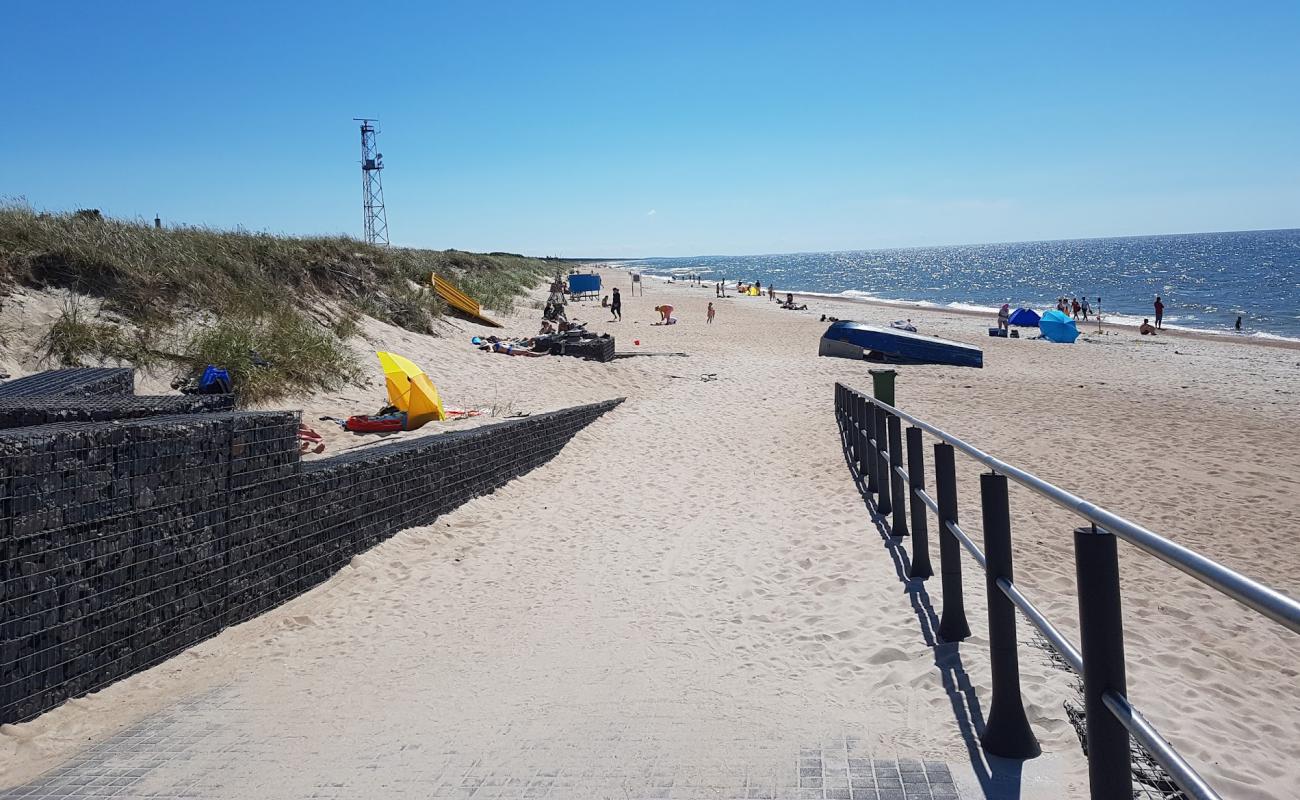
left=3, top=268, right=1299, bottom=799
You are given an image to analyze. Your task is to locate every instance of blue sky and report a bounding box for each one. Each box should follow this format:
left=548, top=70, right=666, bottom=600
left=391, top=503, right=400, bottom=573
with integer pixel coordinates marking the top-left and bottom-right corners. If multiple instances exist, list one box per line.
left=4, top=1, right=1298, bottom=256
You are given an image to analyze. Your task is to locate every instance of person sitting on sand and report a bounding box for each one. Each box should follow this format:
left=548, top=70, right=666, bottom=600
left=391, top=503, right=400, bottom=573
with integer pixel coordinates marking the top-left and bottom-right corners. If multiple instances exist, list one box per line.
left=478, top=337, right=547, bottom=357
left=1140, top=318, right=1157, bottom=335
left=997, top=304, right=1010, bottom=331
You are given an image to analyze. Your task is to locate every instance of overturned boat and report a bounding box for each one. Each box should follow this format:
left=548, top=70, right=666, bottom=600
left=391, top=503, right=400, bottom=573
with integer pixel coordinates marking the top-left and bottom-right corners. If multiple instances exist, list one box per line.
left=819, top=321, right=983, bottom=368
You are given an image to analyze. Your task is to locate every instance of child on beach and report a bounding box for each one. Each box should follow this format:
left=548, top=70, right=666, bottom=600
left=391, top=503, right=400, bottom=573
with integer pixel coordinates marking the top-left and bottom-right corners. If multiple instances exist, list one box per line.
left=707, top=303, right=715, bottom=324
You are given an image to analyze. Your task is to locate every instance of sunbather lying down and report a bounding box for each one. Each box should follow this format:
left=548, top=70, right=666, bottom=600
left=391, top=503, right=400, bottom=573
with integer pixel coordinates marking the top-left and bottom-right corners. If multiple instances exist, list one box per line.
left=475, top=336, right=548, bottom=356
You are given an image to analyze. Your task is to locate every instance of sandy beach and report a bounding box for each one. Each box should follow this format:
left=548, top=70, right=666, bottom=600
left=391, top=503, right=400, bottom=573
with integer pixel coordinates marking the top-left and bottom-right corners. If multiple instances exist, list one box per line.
left=2, top=267, right=1298, bottom=799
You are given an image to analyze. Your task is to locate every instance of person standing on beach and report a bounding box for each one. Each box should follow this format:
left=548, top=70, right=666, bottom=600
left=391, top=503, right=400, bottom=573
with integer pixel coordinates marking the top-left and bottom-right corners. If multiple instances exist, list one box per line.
left=1081, top=297, right=1091, bottom=320
left=1072, top=298, right=1081, bottom=319
left=997, top=304, right=1010, bottom=332
left=707, top=302, right=716, bottom=324
left=1235, top=315, right=1243, bottom=332
left=610, top=287, right=622, bottom=321
left=1154, top=296, right=1165, bottom=329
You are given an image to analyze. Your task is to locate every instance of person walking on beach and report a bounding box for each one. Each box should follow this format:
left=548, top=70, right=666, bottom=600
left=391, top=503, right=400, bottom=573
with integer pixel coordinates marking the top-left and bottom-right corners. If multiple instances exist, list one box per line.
left=1081, top=297, right=1091, bottom=320
left=1072, top=298, right=1081, bottom=319
left=707, top=302, right=716, bottom=324
left=610, top=287, right=622, bottom=321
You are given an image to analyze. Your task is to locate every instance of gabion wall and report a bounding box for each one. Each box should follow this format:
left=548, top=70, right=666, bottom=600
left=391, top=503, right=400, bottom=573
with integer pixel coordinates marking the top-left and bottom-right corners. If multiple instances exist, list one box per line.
left=0, top=399, right=622, bottom=724
left=0, top=368, right=135, bottom=398
left=0, top=394, right=235, bottom=429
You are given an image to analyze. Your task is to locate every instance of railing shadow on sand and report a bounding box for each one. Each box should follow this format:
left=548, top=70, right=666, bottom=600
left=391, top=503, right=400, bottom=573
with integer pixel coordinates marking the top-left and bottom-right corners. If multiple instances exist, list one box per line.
left=837, top=421, right=1026, bottom=800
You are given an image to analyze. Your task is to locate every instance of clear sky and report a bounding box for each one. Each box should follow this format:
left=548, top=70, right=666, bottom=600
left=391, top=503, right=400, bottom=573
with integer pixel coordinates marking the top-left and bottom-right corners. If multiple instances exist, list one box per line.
left=4, top=1, right=1298, bottom=257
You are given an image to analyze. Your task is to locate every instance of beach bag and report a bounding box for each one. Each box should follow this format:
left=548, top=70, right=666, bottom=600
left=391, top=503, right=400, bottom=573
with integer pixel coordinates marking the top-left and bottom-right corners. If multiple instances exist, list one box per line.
left=198, top=365, right=232, bottom=394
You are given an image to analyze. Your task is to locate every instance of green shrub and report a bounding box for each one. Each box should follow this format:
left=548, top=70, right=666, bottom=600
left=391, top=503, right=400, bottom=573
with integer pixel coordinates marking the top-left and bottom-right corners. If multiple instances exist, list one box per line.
left=180, top=312, right=362, bottom=406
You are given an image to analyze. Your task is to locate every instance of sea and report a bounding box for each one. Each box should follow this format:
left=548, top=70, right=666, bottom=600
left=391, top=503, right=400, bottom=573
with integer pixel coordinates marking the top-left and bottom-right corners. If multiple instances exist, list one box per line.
left=627, top=229, right=1300, bottom=342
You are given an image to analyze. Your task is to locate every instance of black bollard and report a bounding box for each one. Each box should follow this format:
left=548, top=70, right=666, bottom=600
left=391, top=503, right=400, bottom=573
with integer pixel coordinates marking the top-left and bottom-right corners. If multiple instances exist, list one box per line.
left=978, top=472, right=1041, bottom=759
left=1075, top=526, right=1133, bottom=799
left=857, top=395, right=873, bottom=489
left=905, top=427, right=932, bottom=579
left=887, top=414, right=908, bottom=537
left=874, top=407, right=892, bottom=516
left=934, top=443, right=970, bottom=642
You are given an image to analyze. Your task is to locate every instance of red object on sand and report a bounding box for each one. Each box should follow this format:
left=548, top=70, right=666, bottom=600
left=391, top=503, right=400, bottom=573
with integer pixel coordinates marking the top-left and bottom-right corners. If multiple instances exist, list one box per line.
left=344, top=415, right=405, bottom=433
left=634, top=339, right=640, bottom=345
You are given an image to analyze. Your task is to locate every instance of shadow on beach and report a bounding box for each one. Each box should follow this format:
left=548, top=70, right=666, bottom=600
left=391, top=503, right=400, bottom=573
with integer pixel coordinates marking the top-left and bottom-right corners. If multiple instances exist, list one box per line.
left=838, top=420, right=1027, bottom=800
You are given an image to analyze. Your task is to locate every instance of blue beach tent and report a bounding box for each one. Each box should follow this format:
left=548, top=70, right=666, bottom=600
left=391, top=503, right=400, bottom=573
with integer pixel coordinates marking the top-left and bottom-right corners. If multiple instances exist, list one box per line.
left=1007, top=307, right=1041, bottom=327
left=1038, top=309, right=1080, bottom=343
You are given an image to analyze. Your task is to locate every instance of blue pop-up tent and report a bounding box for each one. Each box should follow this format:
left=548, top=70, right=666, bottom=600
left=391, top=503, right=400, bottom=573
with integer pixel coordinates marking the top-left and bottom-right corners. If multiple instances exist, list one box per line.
left=1039, top=309, right=1079, bottom=343
left=1007, top=308, right=1041, bottom=327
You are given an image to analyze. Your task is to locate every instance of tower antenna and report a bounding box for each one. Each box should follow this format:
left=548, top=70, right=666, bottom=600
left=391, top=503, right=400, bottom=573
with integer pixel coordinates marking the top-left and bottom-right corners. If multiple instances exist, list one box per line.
left=354, top=118, right=389, bottom=245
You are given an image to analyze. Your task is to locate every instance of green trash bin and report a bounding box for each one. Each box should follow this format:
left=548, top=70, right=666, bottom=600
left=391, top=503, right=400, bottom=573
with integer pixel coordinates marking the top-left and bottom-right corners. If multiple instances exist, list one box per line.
left=868, top=368, right=897, bottom=407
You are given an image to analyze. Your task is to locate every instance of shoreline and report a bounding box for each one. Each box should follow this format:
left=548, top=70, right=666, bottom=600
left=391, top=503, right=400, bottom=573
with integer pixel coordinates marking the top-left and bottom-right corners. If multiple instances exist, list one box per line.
left=611, top=267, right=1300, bottom=353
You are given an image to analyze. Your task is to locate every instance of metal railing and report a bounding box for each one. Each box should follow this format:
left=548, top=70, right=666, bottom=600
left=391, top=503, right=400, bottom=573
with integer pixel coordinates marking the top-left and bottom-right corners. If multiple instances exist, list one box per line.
left=834, top=381, right=1300, bottom=800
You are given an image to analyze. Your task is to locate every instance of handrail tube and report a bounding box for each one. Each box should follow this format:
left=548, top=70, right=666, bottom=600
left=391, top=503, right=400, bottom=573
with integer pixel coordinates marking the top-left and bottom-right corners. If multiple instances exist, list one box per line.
left=1101, top=691, right=1223, bottom=800
left=894, top=465, right=908, bottom=483
left=915, top=487, right=939, bottom=515
left=945, top=519, right=987, bottom=570
left=857, top=394, right=1300, bottom=635
left=996, top=577, right=1084, bottom=673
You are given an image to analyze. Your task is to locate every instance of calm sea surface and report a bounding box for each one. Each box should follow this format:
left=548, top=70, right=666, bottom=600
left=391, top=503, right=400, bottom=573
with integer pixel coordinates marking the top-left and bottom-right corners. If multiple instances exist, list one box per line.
left=630, top=229, right=1300, bottom=341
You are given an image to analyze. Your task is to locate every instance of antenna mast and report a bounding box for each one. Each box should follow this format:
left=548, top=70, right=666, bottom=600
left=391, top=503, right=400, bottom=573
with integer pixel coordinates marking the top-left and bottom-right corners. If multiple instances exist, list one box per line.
left=354, top=118, right=389, bottom=246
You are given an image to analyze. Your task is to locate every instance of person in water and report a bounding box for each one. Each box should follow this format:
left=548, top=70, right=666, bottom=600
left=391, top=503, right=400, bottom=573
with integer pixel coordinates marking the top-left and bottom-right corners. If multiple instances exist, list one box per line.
left=1140, top=318, right=1157, bottom=335
left=1235, top=315, right=1243, bottom=332
left=1154, top=296, right=1165, bottom=329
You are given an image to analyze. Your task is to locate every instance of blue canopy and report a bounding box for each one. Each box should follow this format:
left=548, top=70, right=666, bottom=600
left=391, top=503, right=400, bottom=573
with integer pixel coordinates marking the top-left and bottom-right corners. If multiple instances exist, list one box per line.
left=567, top=273, right=601, bottom=295
left=1039, top=309, right=1079, bottom=343
left=1007, top=307, right=1041, bottom=327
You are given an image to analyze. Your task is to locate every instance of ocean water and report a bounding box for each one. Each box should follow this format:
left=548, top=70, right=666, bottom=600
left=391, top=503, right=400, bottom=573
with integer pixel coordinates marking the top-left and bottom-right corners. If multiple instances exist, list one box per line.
left=630, top=229, right=1300, bottom=341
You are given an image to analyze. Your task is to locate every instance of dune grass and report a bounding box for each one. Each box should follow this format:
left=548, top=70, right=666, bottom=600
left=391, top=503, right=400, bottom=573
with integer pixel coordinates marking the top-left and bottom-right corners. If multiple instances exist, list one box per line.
left=0, top=203, right=563, bottom=403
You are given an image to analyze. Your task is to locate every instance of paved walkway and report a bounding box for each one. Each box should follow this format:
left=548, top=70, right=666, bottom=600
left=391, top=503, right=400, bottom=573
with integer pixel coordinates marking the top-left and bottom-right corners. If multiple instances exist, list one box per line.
left=2, top=685, right=959, bottom=798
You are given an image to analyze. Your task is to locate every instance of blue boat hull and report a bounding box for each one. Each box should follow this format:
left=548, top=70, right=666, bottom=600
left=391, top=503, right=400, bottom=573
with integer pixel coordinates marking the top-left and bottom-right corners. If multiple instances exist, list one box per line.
left=819, top=322, right=983, bottom=368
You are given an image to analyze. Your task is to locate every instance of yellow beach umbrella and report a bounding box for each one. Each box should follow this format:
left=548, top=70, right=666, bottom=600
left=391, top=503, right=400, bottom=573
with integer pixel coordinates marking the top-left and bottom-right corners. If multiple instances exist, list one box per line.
left=376, top=351, right=446, bottom=429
